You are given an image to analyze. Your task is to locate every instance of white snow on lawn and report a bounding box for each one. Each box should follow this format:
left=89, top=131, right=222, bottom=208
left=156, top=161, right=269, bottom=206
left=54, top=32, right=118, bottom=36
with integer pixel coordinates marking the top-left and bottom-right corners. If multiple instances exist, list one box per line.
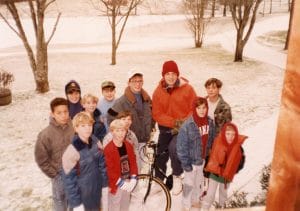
left=0, top=11, right=288, bottom=210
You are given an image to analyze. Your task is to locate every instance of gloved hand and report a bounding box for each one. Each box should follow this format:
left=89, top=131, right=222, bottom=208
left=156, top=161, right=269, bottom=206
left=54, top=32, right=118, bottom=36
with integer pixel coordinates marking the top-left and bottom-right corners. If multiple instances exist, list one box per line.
left=73, top=204, right=84, bottom=211
left=127, top=177, right=137, bottom=192
left=171, top=119, right=185, bottom=135
left=101, top=187, right=108, bottom=211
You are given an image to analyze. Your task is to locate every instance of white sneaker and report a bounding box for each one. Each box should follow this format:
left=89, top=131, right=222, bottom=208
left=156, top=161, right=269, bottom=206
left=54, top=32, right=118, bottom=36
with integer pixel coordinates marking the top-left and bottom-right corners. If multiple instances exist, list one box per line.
left=172, top=175, right=182, bottom=195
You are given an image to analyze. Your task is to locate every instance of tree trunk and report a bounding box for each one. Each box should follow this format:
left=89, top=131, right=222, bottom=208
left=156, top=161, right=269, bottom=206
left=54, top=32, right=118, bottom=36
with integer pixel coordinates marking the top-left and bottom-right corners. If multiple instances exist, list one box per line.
left=195, top=40, right=202, bottom=47
left=35, top=2, right=49, bottom=93
left=234, top=31, right=244, bottom=62
left=262, top=0, right=266, bottom=16
left=223, top=0, right=227, bottom=17
left=211, top=0, right=216, bottom=17
left=35, top=40, right=49, bottom=92
left=284, top=0, right=294, bottom=50
left=111, top=8, right=117, bottom=65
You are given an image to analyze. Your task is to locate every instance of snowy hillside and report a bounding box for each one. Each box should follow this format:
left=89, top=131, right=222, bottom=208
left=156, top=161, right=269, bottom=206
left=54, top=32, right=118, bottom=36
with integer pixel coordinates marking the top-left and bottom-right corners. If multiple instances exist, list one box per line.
left=0, top=4, right=288, bottom=210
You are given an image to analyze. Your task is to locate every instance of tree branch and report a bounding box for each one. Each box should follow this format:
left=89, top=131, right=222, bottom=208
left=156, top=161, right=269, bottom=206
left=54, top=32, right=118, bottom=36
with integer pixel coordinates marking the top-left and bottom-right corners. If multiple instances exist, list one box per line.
left=28, top=0, right=38, bottom=38
left=116, top=0, right=138, bottom=48
left=45, top=0, right=56, bottom=10
left=46, top=12, right=61, bottom=45
left=244, top=0, right=262, bottom=45
left=0, top=11, right=22, bottom=39
left=229, top=3, right=239, bottom=30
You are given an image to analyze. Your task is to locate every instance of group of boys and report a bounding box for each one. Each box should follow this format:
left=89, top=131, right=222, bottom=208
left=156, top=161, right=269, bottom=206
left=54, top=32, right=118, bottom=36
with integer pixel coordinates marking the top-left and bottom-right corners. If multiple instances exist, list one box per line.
left=34, top=60, right=246, bottom=211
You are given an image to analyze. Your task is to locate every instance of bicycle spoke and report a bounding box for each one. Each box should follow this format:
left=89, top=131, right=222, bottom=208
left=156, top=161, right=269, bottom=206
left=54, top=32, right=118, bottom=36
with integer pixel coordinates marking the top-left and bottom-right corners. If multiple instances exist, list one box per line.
left=130, top=175, right=171, bottom=211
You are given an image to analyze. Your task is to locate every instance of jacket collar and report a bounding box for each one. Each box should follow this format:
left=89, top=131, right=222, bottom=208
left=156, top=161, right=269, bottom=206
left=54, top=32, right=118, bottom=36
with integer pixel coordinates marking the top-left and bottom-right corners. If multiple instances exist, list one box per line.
left=50, top=117, right=72, bottom=130
left=124, top=86, right=151, bottom=104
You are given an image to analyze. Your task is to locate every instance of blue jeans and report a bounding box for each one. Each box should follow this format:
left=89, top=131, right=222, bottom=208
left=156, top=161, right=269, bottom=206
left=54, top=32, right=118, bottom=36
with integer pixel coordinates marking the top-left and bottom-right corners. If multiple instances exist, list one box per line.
left=52, top=173, right=68, bottom=211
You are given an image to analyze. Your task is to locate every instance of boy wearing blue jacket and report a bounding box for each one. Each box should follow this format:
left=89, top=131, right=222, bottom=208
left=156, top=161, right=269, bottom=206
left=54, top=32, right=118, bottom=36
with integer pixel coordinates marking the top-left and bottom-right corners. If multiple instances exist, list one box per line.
left=177, top=97, right=215, bottom=211
left=62, top=111, right=108, bottom=211
left=81, top=94, right=107, bottom=144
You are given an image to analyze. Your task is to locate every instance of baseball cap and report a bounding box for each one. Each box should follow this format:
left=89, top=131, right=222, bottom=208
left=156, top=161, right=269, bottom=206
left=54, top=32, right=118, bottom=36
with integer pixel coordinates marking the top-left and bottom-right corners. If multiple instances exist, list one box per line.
left=65, top=80, right=80, bottom=94
left=101, top=81, right=116, bottom=89
left=127, top=71, right=143, bottom=81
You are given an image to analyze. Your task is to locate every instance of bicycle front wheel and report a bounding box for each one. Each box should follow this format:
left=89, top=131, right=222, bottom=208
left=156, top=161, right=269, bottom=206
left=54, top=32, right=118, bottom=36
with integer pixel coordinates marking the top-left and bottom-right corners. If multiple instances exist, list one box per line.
left=130, top=174, right=171, bottom=211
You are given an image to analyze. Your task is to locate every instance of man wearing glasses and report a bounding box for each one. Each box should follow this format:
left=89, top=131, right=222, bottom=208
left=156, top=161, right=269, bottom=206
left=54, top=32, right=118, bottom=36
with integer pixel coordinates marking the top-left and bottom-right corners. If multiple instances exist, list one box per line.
left=107, top=72, right=153, bottom=172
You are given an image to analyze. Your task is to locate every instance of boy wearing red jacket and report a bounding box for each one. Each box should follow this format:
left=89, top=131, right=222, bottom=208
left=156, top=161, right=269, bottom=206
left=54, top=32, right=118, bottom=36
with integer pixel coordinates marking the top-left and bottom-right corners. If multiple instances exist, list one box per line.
left=104, top=119, right=138, bottom=211
left=202, top=122, right=247, bottom=210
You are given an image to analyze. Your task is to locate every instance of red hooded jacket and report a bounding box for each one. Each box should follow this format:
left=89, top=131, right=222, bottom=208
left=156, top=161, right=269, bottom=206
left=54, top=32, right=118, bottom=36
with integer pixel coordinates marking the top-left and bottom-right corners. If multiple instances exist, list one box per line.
left=205, top=122, right=247, bottom=182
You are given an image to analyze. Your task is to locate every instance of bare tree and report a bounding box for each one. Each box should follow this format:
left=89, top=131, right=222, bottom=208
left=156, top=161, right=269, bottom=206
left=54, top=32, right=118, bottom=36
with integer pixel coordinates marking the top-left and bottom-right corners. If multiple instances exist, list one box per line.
left=222, top=0, right=228, bottom=16
left=183, top=0, right=209, bottom=48
left=0, top=0, right=61, bottom=93
left=228, top=0, right=263, bottom=62
left=93, top=0, right=142, bottom=65
left=284, top=0, right=294, bottom=50
left=211, top=0, right=216, bottom=17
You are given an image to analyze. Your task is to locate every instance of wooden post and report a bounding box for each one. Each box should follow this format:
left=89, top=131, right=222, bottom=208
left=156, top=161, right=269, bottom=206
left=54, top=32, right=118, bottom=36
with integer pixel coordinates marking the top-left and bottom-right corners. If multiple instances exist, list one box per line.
left=266, top=0, right=300, bottom=210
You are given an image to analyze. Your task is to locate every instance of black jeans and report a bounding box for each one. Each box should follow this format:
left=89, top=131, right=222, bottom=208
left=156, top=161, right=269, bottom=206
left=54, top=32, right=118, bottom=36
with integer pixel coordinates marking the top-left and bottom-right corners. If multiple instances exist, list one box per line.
left=155, top=125, right=183, bottom=181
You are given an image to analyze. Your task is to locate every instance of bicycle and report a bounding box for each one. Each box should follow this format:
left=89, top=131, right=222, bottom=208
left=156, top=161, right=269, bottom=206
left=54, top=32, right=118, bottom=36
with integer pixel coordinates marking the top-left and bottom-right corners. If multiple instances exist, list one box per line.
left=130, top=137, right=172, bottom=211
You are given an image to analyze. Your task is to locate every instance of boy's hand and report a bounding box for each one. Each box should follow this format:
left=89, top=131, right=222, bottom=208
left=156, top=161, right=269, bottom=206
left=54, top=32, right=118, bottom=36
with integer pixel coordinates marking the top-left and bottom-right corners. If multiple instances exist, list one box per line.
left=171, top=119, right=184, bottom=135
left=127, top=177, right=137, bottom=192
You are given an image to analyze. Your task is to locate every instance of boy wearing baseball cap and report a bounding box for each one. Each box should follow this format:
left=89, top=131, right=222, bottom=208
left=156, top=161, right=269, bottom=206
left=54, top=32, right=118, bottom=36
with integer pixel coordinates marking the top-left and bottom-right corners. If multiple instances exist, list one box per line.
left=97, top=80, right=117, bottom=131
left=65, top=80, right=83, bottom=119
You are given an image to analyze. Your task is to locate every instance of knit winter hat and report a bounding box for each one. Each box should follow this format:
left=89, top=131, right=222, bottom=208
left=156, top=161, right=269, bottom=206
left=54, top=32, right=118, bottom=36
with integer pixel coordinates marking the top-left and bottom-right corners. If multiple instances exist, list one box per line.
left=162, top=60, right=180, bottom=77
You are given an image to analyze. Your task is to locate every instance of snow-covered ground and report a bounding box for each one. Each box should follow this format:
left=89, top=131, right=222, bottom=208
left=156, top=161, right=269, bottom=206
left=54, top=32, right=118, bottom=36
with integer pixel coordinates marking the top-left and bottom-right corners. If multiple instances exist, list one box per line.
left=0, top=11, right=288, bottom=210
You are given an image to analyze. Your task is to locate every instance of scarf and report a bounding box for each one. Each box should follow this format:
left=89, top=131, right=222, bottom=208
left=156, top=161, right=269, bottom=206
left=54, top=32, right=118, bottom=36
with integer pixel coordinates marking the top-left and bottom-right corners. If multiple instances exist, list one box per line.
left=192, top=97, right=209, bottom=158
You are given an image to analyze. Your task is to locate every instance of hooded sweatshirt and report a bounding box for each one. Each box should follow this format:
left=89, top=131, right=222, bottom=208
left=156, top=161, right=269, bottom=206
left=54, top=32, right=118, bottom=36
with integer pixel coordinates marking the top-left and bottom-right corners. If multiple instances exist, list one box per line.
left=205, top=122, right=247, bottom=182
left=65, top=80, right=83, bottom=119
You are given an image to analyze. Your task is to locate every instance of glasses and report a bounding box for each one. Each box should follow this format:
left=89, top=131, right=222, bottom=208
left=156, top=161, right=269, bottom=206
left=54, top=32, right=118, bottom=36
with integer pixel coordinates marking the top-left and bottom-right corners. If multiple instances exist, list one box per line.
left=130, top=80, right=143, bottom=84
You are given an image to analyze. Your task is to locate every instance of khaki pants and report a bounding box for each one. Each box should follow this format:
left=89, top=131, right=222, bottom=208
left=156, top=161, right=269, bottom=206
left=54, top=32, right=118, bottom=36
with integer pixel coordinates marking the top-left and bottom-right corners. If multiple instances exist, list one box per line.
left=201, top=178, right=229, bottom=209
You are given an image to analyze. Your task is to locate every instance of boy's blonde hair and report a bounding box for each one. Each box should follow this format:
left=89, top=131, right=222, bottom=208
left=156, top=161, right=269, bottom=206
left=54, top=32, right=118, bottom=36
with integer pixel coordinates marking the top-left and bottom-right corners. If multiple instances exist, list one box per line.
left=72, top=111, right=95, bottom=128
left=81, top=94, right=99, bottom=104
left=109, top=119, right=126, bottom=132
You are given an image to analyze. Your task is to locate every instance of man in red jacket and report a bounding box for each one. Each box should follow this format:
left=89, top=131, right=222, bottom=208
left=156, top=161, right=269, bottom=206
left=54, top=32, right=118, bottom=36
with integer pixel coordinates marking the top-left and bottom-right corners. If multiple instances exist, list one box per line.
left=152, top=60, right=197, bottom=195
